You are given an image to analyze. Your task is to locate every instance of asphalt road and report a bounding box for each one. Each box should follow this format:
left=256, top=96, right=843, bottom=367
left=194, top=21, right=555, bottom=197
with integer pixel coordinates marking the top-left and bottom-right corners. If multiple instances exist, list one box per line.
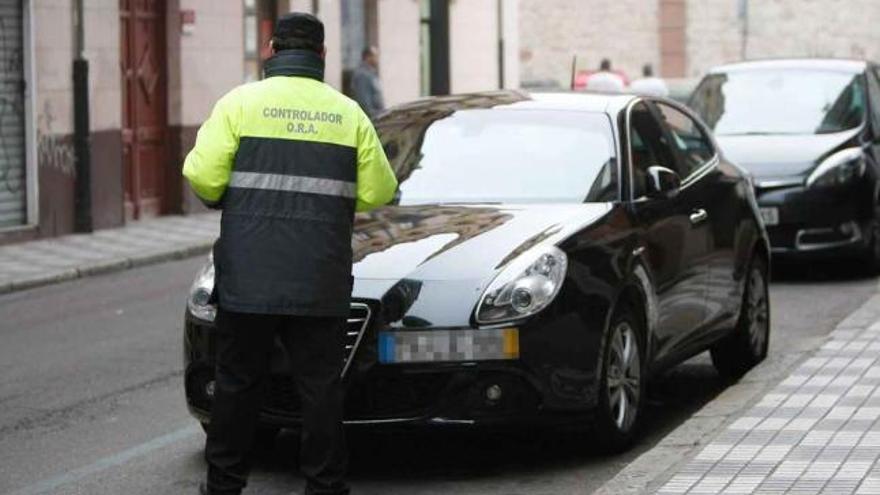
left=0, top=256, right=876, bottom=495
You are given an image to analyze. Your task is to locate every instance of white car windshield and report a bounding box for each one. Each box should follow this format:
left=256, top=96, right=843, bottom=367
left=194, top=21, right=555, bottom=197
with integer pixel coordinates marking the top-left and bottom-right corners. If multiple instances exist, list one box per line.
left=690, top=69, right=866, bottom=136
left=377, top=109, right=618, bottom=204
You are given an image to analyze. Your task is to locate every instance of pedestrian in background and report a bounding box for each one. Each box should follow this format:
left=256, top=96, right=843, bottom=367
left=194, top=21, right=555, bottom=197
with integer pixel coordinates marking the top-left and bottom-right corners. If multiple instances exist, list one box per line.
left=586, top=58, right=626, bottom=93
left=630, top=63, right=670, bottom=97
left=351, top=46, right=386, bottom=119
left=182, top=12, right=398, bottom=495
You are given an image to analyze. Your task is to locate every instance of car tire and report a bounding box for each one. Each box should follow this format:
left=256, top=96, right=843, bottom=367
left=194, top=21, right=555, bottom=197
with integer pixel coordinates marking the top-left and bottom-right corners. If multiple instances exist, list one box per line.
left=594, top=305, right=645, bottom=453
left=711, top=255, right=770, bottom=381
left=862, top=213, right=880, bottom=274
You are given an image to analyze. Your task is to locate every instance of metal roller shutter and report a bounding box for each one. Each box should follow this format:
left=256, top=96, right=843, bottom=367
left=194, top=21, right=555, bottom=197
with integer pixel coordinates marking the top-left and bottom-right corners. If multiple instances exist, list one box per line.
left=0, top=0, right=26, bottom=228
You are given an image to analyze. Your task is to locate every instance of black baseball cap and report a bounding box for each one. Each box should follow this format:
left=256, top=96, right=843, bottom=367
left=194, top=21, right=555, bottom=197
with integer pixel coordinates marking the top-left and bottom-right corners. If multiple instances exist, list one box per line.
left=273, top=12, right=324, bottom=45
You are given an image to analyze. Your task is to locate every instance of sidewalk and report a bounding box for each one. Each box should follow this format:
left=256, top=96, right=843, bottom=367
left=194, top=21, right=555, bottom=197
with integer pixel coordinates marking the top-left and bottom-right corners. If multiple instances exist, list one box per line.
left=653, top=294, right=880, bottom=495
left=599, top=290, right=880, bottom=495
left=0, top=213, right=219, bottom=294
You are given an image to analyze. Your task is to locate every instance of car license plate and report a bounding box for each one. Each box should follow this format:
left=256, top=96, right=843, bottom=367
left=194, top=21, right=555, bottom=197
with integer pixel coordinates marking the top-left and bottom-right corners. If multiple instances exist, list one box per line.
left=760, top=207, right=779, bottom=227
left=378, top=328, right=519, bottom=364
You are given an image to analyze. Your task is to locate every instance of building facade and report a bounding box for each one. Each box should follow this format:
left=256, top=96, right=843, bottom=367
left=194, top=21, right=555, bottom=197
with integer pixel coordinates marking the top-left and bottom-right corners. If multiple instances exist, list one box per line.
left=0, top=0, right=519, bottom=244
left=518, top=0, right=880, bottom=87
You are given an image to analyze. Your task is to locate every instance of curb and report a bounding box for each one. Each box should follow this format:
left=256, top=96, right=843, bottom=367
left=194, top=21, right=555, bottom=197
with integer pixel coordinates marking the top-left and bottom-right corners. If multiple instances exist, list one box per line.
left=0, top=241, right=213, bottom=296
left=593, top=293, right=880, bottom=495
left=594, top=356, right=802, bottom=495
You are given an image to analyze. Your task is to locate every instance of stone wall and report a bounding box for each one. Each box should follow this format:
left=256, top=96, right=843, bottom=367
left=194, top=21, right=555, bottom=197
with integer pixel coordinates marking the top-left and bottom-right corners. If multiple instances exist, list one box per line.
left=684, top=0, right=744, bottom=78
left=520, top=0, right=880, bottom=86
left=518, top=0, right=660, bottom=88
left=687, top=0, right=880, bottom=78
left=744, top=0, right=880, bottom=63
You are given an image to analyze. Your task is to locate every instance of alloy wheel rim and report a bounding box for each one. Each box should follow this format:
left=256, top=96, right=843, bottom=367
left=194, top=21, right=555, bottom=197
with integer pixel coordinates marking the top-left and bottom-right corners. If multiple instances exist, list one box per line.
left=606, top=322, right=641, bottom=432
left=747, top=267, right=769, bottom=355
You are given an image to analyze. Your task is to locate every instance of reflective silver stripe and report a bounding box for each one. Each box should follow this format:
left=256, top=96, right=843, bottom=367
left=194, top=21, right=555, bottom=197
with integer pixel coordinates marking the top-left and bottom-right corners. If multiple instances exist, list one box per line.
left=229, top=172, right=356, bottom=198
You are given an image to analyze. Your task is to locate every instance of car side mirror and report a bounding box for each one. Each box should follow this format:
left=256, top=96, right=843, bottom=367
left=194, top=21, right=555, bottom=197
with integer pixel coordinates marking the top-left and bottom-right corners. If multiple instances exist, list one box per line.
left=646, top=165, right=681, bottom=199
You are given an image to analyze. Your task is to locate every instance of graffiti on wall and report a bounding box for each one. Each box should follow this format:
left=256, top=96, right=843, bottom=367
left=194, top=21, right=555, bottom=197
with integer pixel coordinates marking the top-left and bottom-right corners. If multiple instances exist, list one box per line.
left=0, top=15, right=77, bottom=197
left=0, top=16, right=25, bottom=194
left=37, top=102, right=76, bottom=178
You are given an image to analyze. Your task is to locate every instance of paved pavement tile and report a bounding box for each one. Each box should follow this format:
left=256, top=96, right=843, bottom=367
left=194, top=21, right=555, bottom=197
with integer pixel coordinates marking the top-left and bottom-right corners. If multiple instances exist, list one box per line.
left=0, top=213, right=219, bottom=293
left=658, top=303, right=880, bottom=495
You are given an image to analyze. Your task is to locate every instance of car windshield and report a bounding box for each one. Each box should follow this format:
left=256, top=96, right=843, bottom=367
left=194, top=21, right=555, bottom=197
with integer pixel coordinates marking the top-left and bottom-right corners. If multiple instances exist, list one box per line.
left=376, top=109, right=617, bottom=204
left=689, top=69, right=866, bottom=136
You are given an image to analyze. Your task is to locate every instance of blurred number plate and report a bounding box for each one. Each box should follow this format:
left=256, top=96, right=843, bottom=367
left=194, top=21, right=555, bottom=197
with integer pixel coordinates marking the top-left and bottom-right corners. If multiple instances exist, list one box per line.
left=378, top=328, right=519, bottom=364
left=760, top=207, right=779, bottom=226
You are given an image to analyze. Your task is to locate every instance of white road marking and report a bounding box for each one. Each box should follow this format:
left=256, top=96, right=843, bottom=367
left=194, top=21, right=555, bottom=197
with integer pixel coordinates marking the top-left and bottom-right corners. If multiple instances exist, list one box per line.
left=6, top=424, right=199, bottom=495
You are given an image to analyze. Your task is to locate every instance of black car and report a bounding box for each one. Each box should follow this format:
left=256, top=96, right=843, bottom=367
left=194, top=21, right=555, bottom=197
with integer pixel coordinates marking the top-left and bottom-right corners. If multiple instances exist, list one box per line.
left=689, top=59, right=880, bottom=268
left=184, top=90, right=770, bottom=451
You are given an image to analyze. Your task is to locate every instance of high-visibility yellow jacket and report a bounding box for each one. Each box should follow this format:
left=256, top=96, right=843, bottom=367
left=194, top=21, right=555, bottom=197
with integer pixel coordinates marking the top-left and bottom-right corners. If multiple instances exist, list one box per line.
left=183, top=49, right=398, bottom=316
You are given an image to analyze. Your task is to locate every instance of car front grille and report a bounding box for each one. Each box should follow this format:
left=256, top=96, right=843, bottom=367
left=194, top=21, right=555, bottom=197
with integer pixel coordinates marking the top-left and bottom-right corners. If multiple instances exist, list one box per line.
left=342, top=303, right=371, bottom=378
left=259, top=301, right=454, bottom=420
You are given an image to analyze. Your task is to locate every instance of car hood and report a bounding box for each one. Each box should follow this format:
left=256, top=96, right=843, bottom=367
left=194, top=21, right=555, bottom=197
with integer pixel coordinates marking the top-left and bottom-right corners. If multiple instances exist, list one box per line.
left=350, top=203, right=611, bottom=322
left=715, top=129, right=859, bottom=180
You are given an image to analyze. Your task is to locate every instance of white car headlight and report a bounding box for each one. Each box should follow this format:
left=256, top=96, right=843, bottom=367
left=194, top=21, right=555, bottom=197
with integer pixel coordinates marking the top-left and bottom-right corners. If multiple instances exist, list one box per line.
left=188, top=255, right=216, bottom=322
left=476, top=245, right=568, bottom=324
left=806, top=147, right=866, bottom=188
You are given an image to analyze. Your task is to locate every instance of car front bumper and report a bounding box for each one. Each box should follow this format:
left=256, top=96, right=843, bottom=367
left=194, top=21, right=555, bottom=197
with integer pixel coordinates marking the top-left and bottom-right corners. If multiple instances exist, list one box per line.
left=183, top=301, right=605, bottom=429
left=755, top=179, right=874, bottom=258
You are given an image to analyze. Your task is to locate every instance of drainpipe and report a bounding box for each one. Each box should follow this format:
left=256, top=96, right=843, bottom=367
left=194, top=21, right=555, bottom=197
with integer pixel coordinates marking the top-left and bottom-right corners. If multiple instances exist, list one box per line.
left=738, top=0, right=749, bottom=60
left=73, top=0, right=92, bottom=232
left=429, top=0, right=450, bottom=95
left=497, top=0, right=505, bottom=89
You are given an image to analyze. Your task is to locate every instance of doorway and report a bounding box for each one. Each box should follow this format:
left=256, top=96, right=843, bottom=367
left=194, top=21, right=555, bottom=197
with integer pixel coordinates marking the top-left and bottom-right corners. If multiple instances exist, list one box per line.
left=120, top=0, right=168, bottom=220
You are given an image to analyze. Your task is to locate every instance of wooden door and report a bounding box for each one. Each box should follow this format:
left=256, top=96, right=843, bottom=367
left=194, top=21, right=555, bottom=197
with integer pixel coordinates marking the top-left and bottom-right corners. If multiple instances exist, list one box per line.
left=120, top=0, right=167, bottom=220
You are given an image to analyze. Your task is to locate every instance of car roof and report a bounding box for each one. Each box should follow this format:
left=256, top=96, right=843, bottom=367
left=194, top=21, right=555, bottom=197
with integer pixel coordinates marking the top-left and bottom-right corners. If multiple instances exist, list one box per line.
left=708, top=58, right=870, bottom=74
left=382, top=90, right=638, bottom=120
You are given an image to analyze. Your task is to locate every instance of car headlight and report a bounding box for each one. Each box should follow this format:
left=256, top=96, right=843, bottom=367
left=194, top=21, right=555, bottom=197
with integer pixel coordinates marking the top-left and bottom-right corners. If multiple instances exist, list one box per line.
left=475, top=245, right=568, bottom=324
left=188, top=255, right=216, bottom=322
left=806, top=147, right=866, bottom=188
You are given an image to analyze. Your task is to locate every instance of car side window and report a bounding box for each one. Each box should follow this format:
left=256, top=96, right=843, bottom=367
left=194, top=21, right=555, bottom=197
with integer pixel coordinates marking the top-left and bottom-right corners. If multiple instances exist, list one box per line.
left=585, top=157, right=619, bottom=203
left=628, top=102, right=677, bottom=199
left=654, top=103, right=715, bottom=179
left=867, top=69, right=880, bottom=135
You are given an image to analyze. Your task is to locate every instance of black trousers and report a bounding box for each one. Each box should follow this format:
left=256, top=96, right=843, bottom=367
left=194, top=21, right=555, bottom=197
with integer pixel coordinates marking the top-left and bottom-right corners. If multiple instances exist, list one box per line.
left=205, top=309, right=349, bottom=495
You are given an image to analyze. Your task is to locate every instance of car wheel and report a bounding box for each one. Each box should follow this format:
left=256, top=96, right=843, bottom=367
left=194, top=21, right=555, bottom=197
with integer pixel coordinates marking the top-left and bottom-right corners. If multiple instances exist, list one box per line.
left=863, top=213, right=880, bottom=274
left=711, top=255, right=770, bottom=380
left=594, top=306, right=644, bottom=452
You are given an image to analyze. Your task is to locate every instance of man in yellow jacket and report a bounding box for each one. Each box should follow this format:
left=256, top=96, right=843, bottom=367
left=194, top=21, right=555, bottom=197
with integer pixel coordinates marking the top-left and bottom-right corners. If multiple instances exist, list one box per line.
left=183, top=12, right=397, bottom=495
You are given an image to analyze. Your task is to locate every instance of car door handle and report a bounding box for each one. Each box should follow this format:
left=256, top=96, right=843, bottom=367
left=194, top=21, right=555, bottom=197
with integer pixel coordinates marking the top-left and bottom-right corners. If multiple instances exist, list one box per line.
left=689, top=209, right=708, bottom=225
